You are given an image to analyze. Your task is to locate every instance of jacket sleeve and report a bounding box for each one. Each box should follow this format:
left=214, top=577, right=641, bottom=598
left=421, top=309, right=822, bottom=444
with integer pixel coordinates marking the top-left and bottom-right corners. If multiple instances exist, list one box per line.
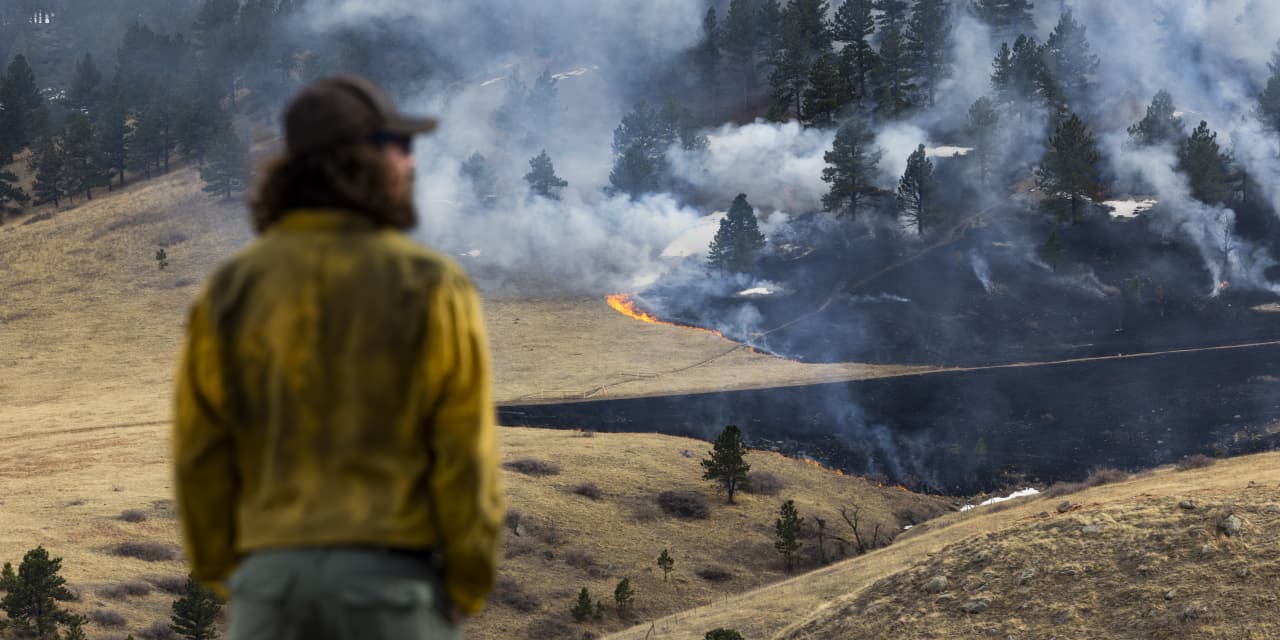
left=423, top=273, right=504, bottom=616
left=173, top=295, right=238, bottom=598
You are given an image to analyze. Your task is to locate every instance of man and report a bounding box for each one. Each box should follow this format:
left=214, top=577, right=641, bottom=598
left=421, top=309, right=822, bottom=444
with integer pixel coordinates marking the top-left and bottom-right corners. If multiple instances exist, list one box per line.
left=173, top=75, right=503, bottom=639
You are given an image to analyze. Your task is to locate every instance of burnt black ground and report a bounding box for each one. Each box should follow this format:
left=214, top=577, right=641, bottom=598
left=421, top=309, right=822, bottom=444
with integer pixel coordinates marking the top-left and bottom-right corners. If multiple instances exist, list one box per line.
left=499, top=342, right=1280, bottom=495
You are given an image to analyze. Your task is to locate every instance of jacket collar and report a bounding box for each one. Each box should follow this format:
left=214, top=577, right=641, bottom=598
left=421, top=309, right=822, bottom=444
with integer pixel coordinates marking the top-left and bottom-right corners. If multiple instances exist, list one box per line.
left=273, top=209, right=380, bottom=233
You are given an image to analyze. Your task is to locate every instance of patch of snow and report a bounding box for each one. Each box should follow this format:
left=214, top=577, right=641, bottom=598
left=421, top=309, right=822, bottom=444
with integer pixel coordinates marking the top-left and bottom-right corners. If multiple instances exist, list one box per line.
left=738, top=287, right=773, bottom=297
left=551, top=65, right=599, bottom=80
left=927, top=146, right=973, bottom=158
left=661, top=211, right=727, bottom=259
left=460, top=249, right=482, bottom=258
left=959, top=487, right=1040, bottom=512
left=1103, top=198, right=1158, bottom=219
left=478, top=77, right=504, bottom=88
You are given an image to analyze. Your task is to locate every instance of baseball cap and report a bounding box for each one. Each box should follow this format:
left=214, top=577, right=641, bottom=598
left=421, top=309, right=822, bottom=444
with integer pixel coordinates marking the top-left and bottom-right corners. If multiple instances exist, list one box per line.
left=284, top=74, right=438, bottom=155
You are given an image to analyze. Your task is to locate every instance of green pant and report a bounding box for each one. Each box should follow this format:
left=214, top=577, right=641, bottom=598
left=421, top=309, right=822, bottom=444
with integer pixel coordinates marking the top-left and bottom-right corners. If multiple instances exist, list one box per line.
left=227, top=547, right=459, bottom=640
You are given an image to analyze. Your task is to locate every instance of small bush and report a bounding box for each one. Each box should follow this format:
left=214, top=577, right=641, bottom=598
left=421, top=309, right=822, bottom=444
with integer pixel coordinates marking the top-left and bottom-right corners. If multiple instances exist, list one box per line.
left=503, top=458, right=561, bottom=477
left=571, top=483, right=603, bottom=500
left=89, top=609, right=127, bottom=628
left=743, top=471, right=783, bottom=496
left=1043, top=467, right=1129, bottom=498
left=658, top=490, right=710, bottom=520
left=119, top=509, right=147, bottom=523
left=506, top=509, right=523, bottom=533
left=1176, top=454, right=1216, bottom=471
left=695, top=566, right=733, bottom=582
left=145, top=575, right=188, bottom=595
left=108, top=541, right=178, bottom=562
left=137, top=620, right=178, bottom=640
left=491, top=576, right=541, bottom=613
left=98, top=581, right=152, bottom=599
left=562, top=549, right=605, bottom=577
left=524, top=616, right=575, bottom=640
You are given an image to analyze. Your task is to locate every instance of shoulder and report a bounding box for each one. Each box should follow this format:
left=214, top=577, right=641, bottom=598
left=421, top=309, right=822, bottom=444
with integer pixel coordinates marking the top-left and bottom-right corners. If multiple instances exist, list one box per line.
left=378, top=231, right=477, bottom=292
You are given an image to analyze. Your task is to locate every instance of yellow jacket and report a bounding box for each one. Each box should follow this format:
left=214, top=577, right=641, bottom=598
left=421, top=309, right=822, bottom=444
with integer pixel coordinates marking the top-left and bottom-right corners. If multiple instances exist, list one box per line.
left=173, top=209, right=503, bottom=614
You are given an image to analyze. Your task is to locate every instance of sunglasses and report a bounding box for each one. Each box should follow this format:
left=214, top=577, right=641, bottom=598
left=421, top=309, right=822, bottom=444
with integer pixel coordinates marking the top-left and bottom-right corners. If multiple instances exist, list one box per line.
left=369, top=132, right=413, bottom=154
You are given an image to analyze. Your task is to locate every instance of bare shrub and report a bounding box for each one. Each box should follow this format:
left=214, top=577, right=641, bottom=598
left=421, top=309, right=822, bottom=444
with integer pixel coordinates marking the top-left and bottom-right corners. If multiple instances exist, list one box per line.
left=154, top=231, right=188, bottom=248
left=145, top=575, right=188, bottom=595
left=118, top=509, right=147, bottom=523
left=503, top=458, right=561, bottom=477
left=562, top=549, right=605, bottom=577
left=108, top=541, right=178, bottom=562
left=571, top=483, right=603, bottom=500
left=137, top=620, right=178, bottom=640
left=491, top=576, right=541, bottom=613
left=505, top=509, right=523, bottom=533
left=1176, top=454, right=1216, bottom=471
left=743, top=471, right=783, bottom=496
left=98, top=581, right=152, bottom=599
left=65, top=498, right=85, bottom=507
left=627, top=500, right=663, bottom=523
left=1043, top=467, right=1129, bottom=498
left=658, top=490, right=710, bottom=519
left=524, top=616, right=575, bottom=640
left=695, top=566, right=733, bottom=582
left=89, top=609, right=127, bottom=628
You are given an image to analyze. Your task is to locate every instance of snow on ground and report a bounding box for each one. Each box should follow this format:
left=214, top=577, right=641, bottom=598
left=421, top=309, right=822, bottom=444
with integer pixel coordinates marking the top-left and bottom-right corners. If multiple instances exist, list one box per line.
left=926, top=146, right=973, bottom=158
left=460, top=249, right=483, bottom=258
left=959, top=487, right=1041, bottom=512
left=661, top=211, right=726, bottom=259
left=1103, top=198, right=1159, bottom=218
left=552, top=65, right=599, bottom=80
left=738, top=287, right=773, bottom=297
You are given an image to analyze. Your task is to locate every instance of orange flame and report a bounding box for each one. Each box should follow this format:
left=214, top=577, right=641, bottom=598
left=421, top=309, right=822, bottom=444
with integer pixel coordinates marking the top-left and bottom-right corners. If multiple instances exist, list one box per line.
left=801, top=456, right=845, bottom=476
left=606, top=293, right=767, bottom=354
left=1219, top=280, right=1230, bottom=291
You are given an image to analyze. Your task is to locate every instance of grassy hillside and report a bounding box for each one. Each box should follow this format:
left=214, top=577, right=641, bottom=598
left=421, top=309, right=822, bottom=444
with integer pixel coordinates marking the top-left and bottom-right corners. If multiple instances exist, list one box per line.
left=609, top=452, right=1280, bottom=640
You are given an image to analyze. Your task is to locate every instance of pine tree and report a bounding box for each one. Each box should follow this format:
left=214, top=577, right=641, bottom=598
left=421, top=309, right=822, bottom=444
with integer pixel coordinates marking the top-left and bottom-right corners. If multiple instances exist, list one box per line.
left=774, top=499, right=804, bottom=572
left=169, top=576, right=221, bottom=640
left=723, top=0, right=759, bottom=94
left=129, top=97, right=177, bottom=179
left=708, top=193, right=767, bottom=273
left=1127, top=90, right=1183, bottom=148
left=608, top=101, right=689, bottom=197
left=701, top=424, right=751, bottom=504
left=199, top=124, right=250, bottom=200
left=832, top=0, right=878, bottom=107
left=524, top=149, right=567, bottom=200
left=705, top=630, right=746, bottom=640
left=67, top=53, right=102, bottom=112
left=822, top=117, right=884, bottom=217
left=1009, top=34, right=1044, bottom=105
left=63, top=616, right=88, bottom=640
left=461, top=152, right=500, bottom=206
left=990, top=41, right=1015, bottom=105
left=786, top=0, right=833, bottom=62
left=967, top=96, right=1000, bottom=184
left=0, top=54, right=44, bottom=159
left=872, top=0, right=911, bottom=31
left=96, top=81, right=133, bottom=189
left=767, top=12, right=812, bottom=120
left=1178, top=120, right=1232, bottom=205
left=0, top=167, right=30, bottom=218
left=971, top=0, right=1035, bottom=43
left=1259, top=41, right=1280, bottom=134
left=657, top=549, right=674, bottom=581
left=0, top=546, right=78, bottom=638
left=897, top=144, right=938, bottom=234
left=872, top=24, right=914, bottom=116
left=29, top=137, right=65, bottom=208
left=905, top=0, right=952, bottom=106
left=1036, top=112, right=1101, bottom=224
left=1041, top=9, right=1097, bottom=109
left=607, top=144, right=662, bottom=199
left=613, top=578, right=634, bottom=617
left=60, top=113, right=104, bottom=202
left=524, top=69, right=559, bottom=141
left=695, top=7, right=722, bottom=88
left=755, top=0, right=784, bottom=59
left=802, top=53, right=848, bottom=127
left=571, top=587, right=593, bottom=622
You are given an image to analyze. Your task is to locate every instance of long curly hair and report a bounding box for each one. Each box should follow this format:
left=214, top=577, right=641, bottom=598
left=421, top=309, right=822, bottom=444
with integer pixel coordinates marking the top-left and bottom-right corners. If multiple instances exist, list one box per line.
left=249, top=143, right=417, bottom=233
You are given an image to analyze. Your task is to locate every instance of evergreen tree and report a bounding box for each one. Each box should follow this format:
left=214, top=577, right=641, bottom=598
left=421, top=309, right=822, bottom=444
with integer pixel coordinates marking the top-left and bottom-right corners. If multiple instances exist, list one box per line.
left=786, top=0, right=833, bottom=62
left=461, top=152, right=499, bottom=206
left=872, top=24, right=914, bottom=116
left=175, top=68, right=229, bottom=163
left=1178, top=120, right=1232, bottom=205
left=63, top=616, right=87, bottom=640
left=705, top=630, right=745, bottom=640
left=701, top=424, right=751, bottom=504
left=169, top=576, right=221, bottom=640
left=613, top=578, right=634, bottom=617
left=524, top=149, right=567, bottom=200
left=966, top=96, right=1000, bottom=184
left=571, top=587, right=593, bottom=622
left=657, top=549, right=674, bottom=581
left=524, top=69, right=559, bottom=141
left=802, top=53, right=848, bottom=126
left=774, top=499, right=804, bottom=572
left=695, top=7, right=722, bottom=88
left=767, top=11, right=812, bottom=120
left=1009, top=34, right=1044, bottom=105
left=708, top=193, right=766, bottom=273
left=905, top=0, right=952, bottom=106
left=1259, top=41, right=1280, bottom=134
left=0, top=54, right=43, bottom=159
left=29, top=137, right=65, bottom=208
left=872, top=0, right=911, bottom=31
left=490, top=70, right=528, bottom=139
left=607, top=101, right=694, bottom=197
left=199, top=124, right=249, bottom=200
left=971, top=0, right=1035, bottom=43
left=0, top=546, right=77, bottom=638
left=1041, top=9, right=1097, bottom=109
left=608, top=144, right=662, bottom=199
left=1036, top=112, right=1101, bottom=223
left=67, top=53, right=102, bottom=112
left=60, top=113, right=104, bottom=202
left=990, top=41, right=1015, bottom=104
left=1127, top=90, right=1183, bottom=148
left=822, top=117, right=884, bottom=217
left=755, top=0, right=784, bottom=60
left=96, top=80, right=133, bottom=189
left=833, top=0, right=878, bottom=107
left=129, top=96, right=177, bottom=178
left=0, top=167, right=29, bottom=217
left=723, top=0, right=759, bottom=94
left=897, top=144, right=938, bottom=234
